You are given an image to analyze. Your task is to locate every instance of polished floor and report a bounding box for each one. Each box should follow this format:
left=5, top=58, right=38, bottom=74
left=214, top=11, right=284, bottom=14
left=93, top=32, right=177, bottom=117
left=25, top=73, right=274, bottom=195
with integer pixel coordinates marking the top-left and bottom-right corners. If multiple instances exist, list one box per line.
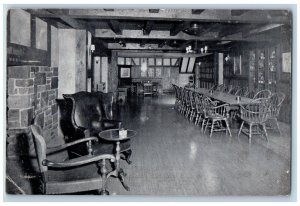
left=108, top=94, right=291, bottom=196
left=6, top=94, right=291, bottom=196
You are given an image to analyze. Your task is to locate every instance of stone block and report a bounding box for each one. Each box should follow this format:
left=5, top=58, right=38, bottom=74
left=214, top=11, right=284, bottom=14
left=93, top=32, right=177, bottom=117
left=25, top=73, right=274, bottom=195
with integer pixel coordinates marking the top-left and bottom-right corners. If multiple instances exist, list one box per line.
left=8, top=121, right=21, bottom=128
left=8, top=66, right=31, bottom=79
left=46, top=85, right=51, bottom=90
left=20, top=108, right=33, bottom=127
left=51, top=104, right=58, bottom=114
left=39, top=66, right=51, bottom=72
left=52, top=67, right=58, bottom=76
left=37, top=85, right=46, bottom=93
left=48, top=90, right=55, bottom=95
left=31, top=66, right=39, bottom=73
left=8, top=109, right=20, bottom=121
left=45, top=108, right=52, bottom=115
left=34, top=73, right=46, bottom=85
left=35, top=112, right=44, bottom=128
left=45, top=119, right=53, bottom=127
left=18, top=87, right=34, bottom=94
left=15, top=79, right=33, bottom=87
left=8, top=95, right=31, bottom=109
left=51, top=77, right=58, bottom=89
left=53, top=112, right=58, bottom=123
left=46, top=72, right=53, bottom=77
left=8, top=79, right=17, bottom=95
left=48, top=94, right=56, bottom=101
left=41, top=91, right=48, bottom=108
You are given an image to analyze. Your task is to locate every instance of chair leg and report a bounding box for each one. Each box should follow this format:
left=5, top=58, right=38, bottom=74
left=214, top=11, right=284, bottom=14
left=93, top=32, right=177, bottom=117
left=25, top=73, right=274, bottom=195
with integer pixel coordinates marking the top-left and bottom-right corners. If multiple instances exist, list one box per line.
left=205, top=119, right=209, bottom=134
left=98, top=159, right=109, bottom=195
left=275, top=118, right=281, bottom=136
left=225, top=120, right=232, bottom=137
left=202, top=118, right=206, bottom=132
left=262, top=123, right=268, bottom=142
left=249, top=123, right=252, bottom=143
left=195, top=113, right=199, bottom=125
left=238, top=121, right=244, bottom=137
left=210, top=120, right=215, bottom=137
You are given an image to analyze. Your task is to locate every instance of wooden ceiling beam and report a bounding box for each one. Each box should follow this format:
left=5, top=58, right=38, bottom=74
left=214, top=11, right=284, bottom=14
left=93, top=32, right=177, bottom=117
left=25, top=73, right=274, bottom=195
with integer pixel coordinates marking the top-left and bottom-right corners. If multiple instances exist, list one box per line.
left=117, top=51, right=212, bottom=58
left=170, top=22, right=190, bottom=36
left=67, top=9, right=290, bottom=24
left=243, top=24, right=284, bottom=37
left=108, top=43, right=180, bottom=50
left=158, top=40, right=170, bottom=48
left=231, top=10, right=250, bottom=16
left=149, top=9, right=160, bottom=13
left=95, top=29, right=273, bottom=42
left=45, top=9, right=95, bottom=35
left=192, top=9, right=205, bottom=15
left=108, top=20, right=122, bottom=35
left=196, top=23, right=222, bottom=37
left=143, top=21, right=155, bottom=35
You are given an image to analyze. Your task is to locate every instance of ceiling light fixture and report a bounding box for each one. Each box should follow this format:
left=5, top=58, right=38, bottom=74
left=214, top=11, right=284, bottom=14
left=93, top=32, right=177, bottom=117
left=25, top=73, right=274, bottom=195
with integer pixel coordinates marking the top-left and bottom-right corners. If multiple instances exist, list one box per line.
left=183, top=22, right=202, bottom=36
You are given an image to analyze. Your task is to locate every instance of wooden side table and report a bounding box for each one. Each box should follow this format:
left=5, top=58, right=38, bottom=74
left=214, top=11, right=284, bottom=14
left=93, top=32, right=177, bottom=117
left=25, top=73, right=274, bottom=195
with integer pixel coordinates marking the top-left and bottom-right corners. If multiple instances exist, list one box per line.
left=98, top=129, right=136, bottom=195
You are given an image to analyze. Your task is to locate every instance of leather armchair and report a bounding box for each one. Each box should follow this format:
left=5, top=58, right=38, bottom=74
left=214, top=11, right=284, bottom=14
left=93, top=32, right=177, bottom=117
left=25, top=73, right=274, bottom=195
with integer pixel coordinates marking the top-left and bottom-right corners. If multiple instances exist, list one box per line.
left=60, top=91, right=132, bottom=163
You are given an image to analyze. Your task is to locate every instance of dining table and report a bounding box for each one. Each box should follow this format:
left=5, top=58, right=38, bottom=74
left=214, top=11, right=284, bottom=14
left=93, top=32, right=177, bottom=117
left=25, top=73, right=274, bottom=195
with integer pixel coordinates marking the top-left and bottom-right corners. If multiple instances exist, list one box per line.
left=190, top=87, right=253, bottom=105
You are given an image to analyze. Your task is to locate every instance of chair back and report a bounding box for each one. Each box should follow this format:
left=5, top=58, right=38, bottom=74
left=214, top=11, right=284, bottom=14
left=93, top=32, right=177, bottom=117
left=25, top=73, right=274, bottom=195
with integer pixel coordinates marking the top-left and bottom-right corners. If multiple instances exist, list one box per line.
left=215, top=84, right=224, bottom=91
left=189, top=91, right=196, bottom=108
left=31, top=124, right=48, bottom=173
left=184, top=89, right=190, bottom=104
left=253, top=89, right=272, bottom=99
left=240, top=98, right=271, bottom=124
left=205, top=103, right=229, bottom=118
left=179, top=87, right=184, bottom=102
left=221, top=85, right=232, bottom=93
left=63, top=92, right=106, bottom=132
left=194, top=93, right=202, bottom=113
left=229, top=86, right=240, bottom=95
left=269, top=92, right=286, bottom=117
left=235, top=87, right=249, bottom=97
left=209, top=84, right=216, bottom=91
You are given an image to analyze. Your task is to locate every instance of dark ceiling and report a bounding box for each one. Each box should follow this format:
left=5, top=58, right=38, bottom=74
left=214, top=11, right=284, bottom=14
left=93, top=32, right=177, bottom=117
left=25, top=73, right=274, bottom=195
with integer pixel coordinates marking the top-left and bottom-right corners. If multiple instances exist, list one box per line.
left=26, top=9, right=292, bottom=55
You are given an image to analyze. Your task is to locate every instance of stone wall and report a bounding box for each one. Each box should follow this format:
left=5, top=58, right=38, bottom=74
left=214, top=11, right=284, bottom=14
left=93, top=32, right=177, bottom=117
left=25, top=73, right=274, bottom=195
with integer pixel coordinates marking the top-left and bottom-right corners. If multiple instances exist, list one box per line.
left=7, top=65, right=58, bottom=158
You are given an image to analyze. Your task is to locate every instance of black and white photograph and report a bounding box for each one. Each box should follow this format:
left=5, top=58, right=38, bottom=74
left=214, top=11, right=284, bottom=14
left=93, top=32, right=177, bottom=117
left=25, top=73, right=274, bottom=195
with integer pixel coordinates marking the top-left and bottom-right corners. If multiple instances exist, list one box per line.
left=3, top=3, right=296, bottom=201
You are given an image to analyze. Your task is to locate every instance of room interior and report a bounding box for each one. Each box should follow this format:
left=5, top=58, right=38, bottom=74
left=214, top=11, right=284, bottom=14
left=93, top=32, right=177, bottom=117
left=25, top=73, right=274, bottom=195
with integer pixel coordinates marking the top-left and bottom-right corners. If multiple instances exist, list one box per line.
left=5, top=8, right=292, bottom=196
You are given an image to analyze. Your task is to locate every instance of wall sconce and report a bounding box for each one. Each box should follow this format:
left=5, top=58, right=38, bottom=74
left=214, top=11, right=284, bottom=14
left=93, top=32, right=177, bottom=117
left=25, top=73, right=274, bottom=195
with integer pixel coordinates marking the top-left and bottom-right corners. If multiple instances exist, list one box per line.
left=200, top=46, right=208, bottom=54
left=225, top=54, right=230, bottom=62
left=90, top=44, right=95, bottom=55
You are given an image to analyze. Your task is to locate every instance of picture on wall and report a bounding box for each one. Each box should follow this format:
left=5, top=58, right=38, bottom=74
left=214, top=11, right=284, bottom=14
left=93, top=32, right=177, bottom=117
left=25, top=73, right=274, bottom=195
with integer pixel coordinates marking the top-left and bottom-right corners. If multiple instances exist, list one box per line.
left=120, top=66, right=131, bottom=78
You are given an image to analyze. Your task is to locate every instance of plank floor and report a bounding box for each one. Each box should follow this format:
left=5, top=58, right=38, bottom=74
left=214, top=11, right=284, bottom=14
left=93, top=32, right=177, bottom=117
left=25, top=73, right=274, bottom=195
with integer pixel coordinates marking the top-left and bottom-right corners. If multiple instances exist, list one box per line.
left=6, top=94, right=291, bottom=197
left=107, top=94, right=291, bottom=196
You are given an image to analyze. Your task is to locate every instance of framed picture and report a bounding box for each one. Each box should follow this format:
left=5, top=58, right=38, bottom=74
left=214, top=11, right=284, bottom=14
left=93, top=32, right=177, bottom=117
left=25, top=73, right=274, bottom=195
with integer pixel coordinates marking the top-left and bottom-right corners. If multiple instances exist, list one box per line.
left=119, top=66, right=131, bottom=78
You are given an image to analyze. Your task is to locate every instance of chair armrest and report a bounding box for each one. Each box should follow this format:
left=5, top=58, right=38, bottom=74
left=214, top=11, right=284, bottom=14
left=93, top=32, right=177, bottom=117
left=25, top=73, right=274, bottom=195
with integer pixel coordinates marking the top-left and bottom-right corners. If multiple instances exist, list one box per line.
left=46, top=137, right=98, bottom=155
left=42, top=153, right=116, bottom=168
left=102, top=119, right=122, bottom=129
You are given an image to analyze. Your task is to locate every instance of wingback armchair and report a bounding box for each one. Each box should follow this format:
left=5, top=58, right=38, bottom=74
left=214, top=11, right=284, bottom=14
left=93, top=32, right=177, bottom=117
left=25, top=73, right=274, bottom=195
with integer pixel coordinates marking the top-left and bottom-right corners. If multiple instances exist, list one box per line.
left=31, top=123, right=116, bottom=194
left=60, top=91, right=132, bottom=163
